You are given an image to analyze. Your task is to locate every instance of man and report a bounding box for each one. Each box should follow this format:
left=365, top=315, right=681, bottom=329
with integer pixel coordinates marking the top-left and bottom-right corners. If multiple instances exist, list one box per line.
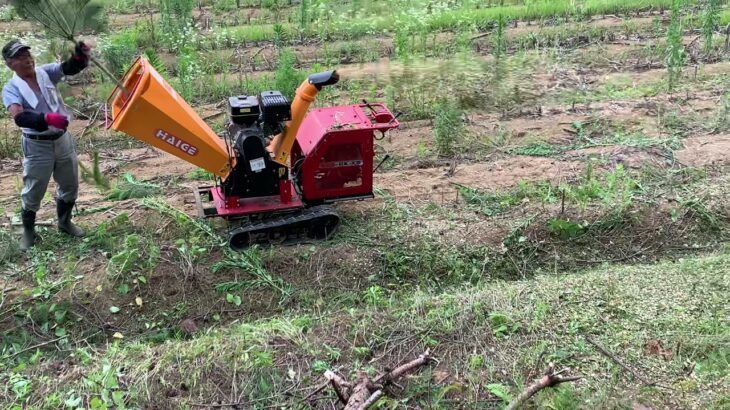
left=2, top=39, right=91, bottom=250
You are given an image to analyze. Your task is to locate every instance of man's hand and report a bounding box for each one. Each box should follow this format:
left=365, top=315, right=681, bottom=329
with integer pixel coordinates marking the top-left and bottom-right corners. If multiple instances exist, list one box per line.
left=45, top=113, right=69, bottom=130
left=73, top=41, right=91, bottom=63
left=62, top=41, right=91, bottom=76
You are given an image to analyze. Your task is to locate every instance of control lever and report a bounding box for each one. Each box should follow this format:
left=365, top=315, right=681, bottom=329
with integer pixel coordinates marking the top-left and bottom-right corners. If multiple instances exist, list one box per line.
left=373, top=154, right=390, bottom=173
left=388, top=111, right=403, bottom=124
left=362, top=99, right=377, bottom=112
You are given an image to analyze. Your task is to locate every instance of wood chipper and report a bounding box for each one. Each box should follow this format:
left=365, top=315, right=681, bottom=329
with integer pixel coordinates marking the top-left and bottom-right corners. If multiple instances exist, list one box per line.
left=106, top=57, right=399, bottom=249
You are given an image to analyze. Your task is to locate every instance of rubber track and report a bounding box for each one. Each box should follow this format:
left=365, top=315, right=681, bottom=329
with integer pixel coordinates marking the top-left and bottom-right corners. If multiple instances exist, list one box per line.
left=228, top=205, right=340, bottom=249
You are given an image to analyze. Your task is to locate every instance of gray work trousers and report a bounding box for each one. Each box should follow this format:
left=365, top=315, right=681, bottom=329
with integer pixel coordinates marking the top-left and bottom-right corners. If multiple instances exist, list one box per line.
left=21, top=132, right=79, bottom=212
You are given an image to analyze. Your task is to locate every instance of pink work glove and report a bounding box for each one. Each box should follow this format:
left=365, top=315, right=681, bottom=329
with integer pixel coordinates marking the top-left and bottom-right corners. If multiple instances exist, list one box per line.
left=45, top=113, right=69, bottom=130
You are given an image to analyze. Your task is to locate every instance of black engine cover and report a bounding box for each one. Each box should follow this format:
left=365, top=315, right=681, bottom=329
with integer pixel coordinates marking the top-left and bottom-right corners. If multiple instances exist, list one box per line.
left=222, top=123, right=288, bottom=198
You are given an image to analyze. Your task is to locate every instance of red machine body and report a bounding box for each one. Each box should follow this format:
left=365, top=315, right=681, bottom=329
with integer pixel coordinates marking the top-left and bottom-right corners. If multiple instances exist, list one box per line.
left=293, top=103, right=397, bottom=202
left=195, top=102, right=399, bottom=249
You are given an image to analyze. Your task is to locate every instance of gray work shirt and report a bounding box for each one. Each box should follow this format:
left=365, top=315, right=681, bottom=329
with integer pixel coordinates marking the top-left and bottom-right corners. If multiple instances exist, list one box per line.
left=2, top=63, right=70, bottom=124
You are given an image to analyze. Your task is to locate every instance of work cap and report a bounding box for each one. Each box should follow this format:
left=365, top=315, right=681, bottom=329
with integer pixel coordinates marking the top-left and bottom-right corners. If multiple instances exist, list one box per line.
left=2, top=39, right=31, bottom=61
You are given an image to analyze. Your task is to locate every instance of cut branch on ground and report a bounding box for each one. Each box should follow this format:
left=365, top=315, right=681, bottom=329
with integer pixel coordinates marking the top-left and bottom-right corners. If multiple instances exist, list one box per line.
left=316, top=349, right=434, bottom=409
left=505, top=363, right=582, bottom=410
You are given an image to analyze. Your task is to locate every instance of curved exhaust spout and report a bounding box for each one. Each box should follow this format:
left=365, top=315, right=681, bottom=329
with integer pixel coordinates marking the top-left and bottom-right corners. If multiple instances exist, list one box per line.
left=267, top=70, right=340, bottom=166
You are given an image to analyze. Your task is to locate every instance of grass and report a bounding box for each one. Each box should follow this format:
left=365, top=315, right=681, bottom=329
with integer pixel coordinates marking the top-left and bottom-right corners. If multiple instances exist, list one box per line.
left=200, top=0, right=696, bottom=45
left=3, top=248, right=727, bottom=408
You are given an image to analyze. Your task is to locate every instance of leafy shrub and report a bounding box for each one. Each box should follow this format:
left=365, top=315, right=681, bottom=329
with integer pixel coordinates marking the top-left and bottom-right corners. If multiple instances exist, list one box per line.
left=100, top=30, right=139, bottom=77
left=274, top=49, right=305, bottom=100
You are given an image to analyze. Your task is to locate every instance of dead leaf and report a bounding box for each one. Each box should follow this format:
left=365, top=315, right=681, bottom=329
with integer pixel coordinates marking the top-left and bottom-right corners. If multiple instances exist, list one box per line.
left=432, top=369, right=451, bottom=384
left=180, top=318, right=198, bottom=334
left=644, top=339, right=672, bottom=361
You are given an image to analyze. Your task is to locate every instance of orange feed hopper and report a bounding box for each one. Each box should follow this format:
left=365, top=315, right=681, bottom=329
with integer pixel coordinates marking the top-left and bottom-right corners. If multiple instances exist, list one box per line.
left=106, top=57, right=233, bottom=178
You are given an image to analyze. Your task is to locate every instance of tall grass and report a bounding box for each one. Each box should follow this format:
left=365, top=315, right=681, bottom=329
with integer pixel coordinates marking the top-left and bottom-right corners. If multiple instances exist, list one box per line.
left=211, top=0, right=689, bottom=44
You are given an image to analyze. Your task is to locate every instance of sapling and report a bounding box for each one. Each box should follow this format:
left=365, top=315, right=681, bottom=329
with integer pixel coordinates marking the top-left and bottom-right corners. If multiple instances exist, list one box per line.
left=665, top=0, right=686, bottom=91
left=11, top=0, right=123, bottom=89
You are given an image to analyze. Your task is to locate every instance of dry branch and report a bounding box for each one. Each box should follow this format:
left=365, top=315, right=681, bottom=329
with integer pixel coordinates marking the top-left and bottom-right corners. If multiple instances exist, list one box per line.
left=344, top=372, right=374, bottom=410
left=317, top=349, right=434, bottom=410
left=362, top=390, right=384, bottom=409
left=325, top=370, right=352, bottom=403
left=585, top=336, right=653, bottom=386
left=505, top=363, right=581, bottom=410
left=3, top=337, right=64, bottom=359
left=375, top=348, right=434, bottom=384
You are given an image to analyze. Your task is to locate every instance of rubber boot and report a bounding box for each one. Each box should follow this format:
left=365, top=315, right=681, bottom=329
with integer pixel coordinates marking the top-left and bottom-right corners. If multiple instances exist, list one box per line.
left=20, top=209, right=36, bottom=251
left=57, top=199, right=84, bottom=237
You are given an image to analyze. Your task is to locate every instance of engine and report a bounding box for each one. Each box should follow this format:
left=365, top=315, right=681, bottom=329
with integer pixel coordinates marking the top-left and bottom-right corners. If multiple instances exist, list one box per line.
left=222, top=91, right=292, bottom=198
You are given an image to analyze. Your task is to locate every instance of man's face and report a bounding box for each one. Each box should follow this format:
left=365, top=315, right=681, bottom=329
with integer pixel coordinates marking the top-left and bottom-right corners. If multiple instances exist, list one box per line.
left=6, top=50, right=35, bottom=77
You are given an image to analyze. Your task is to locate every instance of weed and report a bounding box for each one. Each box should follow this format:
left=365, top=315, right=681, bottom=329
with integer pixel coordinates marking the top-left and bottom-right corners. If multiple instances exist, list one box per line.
left=142, top=48, right=168, bottom=77
left=176, top=48, right=201, bottom=102
left=186, top=169, right=215, bottom=181
left=99, top=30, right=139, bottom=77
left=508, top=142, right=562, bottom=157
left=488, top=311, right=520, bottom=338
left=493, top=13, right=508, bottom=77
left=174, top=237, right=208, bottom=280
left=82, top=361, right=136, bottom=409
left=714, top=93, right=730, bottom=132
left=159, top=0, right=194, bottom=48
left=457, top=181, right=556, bottom=216
left=275, top=48, right=305, bottom=100
left=273, top=23, right=287, bottom=50
left=363, top=285, right=387, bottom=306
left=547, top=218, right=587, bottom=240
left=107, top=233, right=159, bottom=282
left=433, top=99, right=463, bottom=157
left=562, top=163, right=639, bottom=213
left=297, top=0, right=309, bottom=42
left=0, top=123, right=21, bottom=159
left=213, top=247, right=294, bottom=305
left=537, top=385, right=580, bottom=409
left=80, top=212, right=131, bottom=253
left=486, top=383, right=513, bottom=403
left=141, top=197, right=219, bottom=244
left=0, top=228, right=21, bottom=268
left=394, top=28, right=408, bottom=60
left=681, top=196, right=723, bottom=231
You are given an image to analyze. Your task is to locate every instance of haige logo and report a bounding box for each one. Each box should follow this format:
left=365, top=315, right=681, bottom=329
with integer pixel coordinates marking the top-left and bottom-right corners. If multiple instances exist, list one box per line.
left=155, top=129, right=198, bottom=156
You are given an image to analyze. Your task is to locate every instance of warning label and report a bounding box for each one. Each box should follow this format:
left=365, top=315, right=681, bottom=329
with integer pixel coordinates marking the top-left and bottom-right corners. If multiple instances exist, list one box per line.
left=155, top=129, right=198, bottom=156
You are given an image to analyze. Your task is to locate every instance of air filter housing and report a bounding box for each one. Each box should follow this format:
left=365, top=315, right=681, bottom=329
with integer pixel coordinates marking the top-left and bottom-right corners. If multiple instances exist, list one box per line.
left=259, top=91, right=291, bottom=125
left=228, top=95, right=260, bottom=126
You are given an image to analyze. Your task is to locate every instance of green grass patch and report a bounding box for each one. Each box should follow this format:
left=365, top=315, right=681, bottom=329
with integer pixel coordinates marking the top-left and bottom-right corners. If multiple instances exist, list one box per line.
left=4, top=250, right=728, bottom=408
